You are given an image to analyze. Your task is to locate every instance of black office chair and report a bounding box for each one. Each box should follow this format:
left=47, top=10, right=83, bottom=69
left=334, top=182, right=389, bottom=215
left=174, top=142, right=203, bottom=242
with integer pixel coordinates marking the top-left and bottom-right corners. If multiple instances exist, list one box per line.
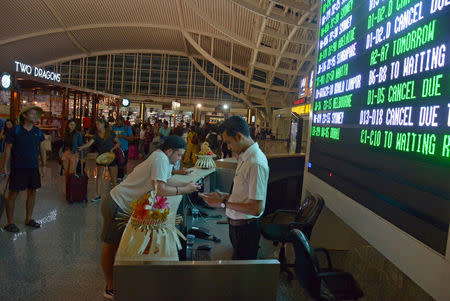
left=261, top=194, right=324, bottom=280
left=290, top=229, right=363, bottom=300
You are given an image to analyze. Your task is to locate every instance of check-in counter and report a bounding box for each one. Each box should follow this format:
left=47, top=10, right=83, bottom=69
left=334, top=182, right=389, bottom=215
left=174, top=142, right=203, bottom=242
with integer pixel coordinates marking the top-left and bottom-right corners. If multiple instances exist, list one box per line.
left=113, top=166, right=281, bottom=301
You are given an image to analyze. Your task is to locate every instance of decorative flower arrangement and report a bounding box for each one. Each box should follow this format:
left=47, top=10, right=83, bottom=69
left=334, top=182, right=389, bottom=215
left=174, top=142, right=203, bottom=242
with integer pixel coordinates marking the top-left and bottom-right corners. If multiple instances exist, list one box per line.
left=196, top=142, right=216, bottom=169
left=117, top=180, right=186, bottom=258
left=119, top=181, right=170, bottom=233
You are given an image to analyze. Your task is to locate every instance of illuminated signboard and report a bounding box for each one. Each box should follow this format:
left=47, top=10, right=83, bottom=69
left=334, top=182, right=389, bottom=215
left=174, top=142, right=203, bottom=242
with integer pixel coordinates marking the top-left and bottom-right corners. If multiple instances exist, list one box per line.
left=1, top=72, right=12, bottom=90
left=309, top=0, right=450, bottom=254
left=14, top=61, right=61, bottom=82
left=121, top=98, right=130, bottom=107
left=172, top=101, right=181, bottom=111
left=292, top=104, right=311, bottom=115
left=294, top=97, right=306, bottom=105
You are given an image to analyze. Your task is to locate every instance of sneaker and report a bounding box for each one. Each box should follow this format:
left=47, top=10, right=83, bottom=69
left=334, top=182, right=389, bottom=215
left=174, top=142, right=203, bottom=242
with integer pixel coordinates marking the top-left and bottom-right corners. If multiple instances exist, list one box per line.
left=91, top=195, right=101, bottom=202
left=104, top=287, right=114, bottom=300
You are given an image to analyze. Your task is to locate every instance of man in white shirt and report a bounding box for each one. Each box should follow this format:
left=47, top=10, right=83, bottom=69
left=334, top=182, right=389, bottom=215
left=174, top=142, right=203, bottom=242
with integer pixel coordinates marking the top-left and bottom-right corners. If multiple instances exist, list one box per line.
left=101, top=135, right=200, bottom=299
left=200, top=116, right=269, bottom=260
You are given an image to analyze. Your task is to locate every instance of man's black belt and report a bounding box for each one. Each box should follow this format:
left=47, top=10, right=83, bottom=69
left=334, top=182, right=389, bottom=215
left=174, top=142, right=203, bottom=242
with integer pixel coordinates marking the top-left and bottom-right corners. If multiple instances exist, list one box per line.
left=228, top=218, right=257, bottom=226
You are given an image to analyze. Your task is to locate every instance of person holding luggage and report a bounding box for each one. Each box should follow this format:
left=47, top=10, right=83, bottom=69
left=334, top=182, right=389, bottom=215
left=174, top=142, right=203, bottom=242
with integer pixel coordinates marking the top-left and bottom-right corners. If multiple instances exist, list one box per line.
left=61, top=119, right=83, bottom=198
left=79, top=117, right=120, bottom=202
left=1, top=106, right=47, bottom=233
left=100, top=135, right=201, bottom=299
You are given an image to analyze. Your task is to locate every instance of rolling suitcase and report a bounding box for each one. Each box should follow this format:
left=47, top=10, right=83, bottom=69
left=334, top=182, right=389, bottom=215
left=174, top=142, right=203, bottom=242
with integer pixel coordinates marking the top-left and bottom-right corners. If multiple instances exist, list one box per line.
left=66, top=170, right=88, bottom=203
left=128, top=144, right=139, bottom=160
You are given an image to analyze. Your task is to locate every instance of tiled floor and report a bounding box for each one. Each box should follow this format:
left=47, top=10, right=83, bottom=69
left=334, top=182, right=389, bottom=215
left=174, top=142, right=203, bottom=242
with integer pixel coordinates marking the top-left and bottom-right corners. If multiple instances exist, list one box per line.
left=0, top=159, right=310, bottom=301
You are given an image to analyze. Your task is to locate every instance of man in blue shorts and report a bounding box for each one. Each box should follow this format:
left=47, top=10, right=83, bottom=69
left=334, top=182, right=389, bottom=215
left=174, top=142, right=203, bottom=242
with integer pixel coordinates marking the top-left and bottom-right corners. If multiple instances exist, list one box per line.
left=2, top=106, right=47, bottom=233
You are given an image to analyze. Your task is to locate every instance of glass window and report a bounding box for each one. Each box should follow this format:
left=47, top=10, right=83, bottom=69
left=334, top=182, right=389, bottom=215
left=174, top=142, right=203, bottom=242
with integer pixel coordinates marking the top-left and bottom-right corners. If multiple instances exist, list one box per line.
left=139, top=83, right=149, bottom=93
left=98, top=56, right=108, bottom=67
left=97, top=81, right=106, bottom=91
left=113, top=69, right=122, bottom=81
left=166, top=85, right=176, bottom=96
left=150, top=83, right=160, bottom=93
left=114, top=55, right=124, bottom=67
left=194, top=73, right=204, bottom=86
left=178, top=72, right=188, bottom=84
left=88, top=57, right=97, bottom=67
left=151, top=71, right=161, bottom=83
left=194, top=86, right=204, bottom=97
left=86, top=80, right=95, bottom=90
left=124, top=69, right=134, bottom=80
left=168, top=56, right=179, bottom=71
left=97, top=68, right=107, bottom=81
left=167, top=71, right=177, bottom=84
left=123, top=83, right=132, bottom=93
left=205, top=87, right=215, bottom=97
left=140, top=69, right=150, bottom=82
left=125, top=55, right=135, bottom=68
left=177, top=85, right=188, bottom=96
left=141, top=55, right=151, bottom=66
left=113, top=82, right=122, bottom=93
left=71, top=59, right=81, bottom=66
left=179, top=59, right=189, bottom=71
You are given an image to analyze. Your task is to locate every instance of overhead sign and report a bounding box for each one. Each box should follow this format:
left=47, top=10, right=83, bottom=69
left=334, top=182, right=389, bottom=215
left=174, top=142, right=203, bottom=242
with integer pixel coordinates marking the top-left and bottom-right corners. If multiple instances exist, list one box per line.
left=292, top=104, right=311, bottom=115
left=172, top=101, right=180, bottom=111
left=121, top=98, right=130, bottom=107
left=294, top=97, right=306, bottom=105
left=14, top=61, right=61, bottom=83
left=1, top=72, right=12, bottom=90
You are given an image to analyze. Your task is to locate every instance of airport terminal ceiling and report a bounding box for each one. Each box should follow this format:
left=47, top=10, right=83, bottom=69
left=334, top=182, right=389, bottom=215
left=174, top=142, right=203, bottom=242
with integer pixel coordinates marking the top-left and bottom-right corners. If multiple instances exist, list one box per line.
left=0, top=0, right=321, bottom=116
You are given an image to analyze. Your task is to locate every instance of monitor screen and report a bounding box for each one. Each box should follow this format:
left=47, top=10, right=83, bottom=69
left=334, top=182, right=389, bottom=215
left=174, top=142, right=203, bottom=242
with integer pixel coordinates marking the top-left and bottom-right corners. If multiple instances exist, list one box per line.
left=309, top=0, right=450, bottom=254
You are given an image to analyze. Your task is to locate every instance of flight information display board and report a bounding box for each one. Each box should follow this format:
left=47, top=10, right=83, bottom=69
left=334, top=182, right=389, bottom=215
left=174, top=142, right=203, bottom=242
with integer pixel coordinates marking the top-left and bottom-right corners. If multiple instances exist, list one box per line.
left=309, top=0, right=450, bottom=254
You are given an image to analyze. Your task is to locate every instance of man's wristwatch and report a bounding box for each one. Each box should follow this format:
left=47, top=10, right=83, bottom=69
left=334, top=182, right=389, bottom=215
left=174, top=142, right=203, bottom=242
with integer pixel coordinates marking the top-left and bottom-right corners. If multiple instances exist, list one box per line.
left=220, top=200, right=227, bottom=208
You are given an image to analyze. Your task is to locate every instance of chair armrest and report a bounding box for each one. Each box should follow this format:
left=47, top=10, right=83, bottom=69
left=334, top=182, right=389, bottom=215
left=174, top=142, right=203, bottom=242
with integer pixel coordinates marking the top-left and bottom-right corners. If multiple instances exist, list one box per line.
left=288, top=221, right=309, bottom=230
left=314, top=248, right=333, bottom=270
left=317, top=271, right=351, bottom=279
left=271, top=209, right=297, bottom=223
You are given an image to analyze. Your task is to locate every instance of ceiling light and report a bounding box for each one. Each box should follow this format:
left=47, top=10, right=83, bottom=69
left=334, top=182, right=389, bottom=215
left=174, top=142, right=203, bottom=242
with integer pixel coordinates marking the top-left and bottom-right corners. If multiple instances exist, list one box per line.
left=197, top=103, right=202, bottom=108
left=223, top=104, right=228, bottom=109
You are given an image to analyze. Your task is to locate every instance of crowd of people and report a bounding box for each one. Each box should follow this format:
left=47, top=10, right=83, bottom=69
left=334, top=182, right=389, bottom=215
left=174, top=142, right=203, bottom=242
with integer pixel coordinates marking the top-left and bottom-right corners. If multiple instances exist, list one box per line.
left=0, top=107, right=270, bottom=300
left=0, top=109, right=253, bottom=208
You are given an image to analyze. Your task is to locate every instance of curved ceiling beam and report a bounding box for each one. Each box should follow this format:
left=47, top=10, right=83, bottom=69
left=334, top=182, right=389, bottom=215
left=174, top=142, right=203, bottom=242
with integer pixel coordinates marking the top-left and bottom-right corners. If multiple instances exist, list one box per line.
left=0, top=23, right=227, bottom=47
left=37, top=49, right=188, bottom=67
left=281, top=43, right=317, bottom=105
left=271, top=0, right=311, bottom=12
left=262, top=1, right=319, bottom=108
left=183, top=30, right=296, bottom=93
left=247, top=2, right=275, bottom=117
left=230, top=0, right=316, bottom=30
left=183, top=0, right=309, bottom=60
left=40, top=0, right=90, bottom=54
left=188, top=56, right=267, bottom=121
left=188, top=56, right=255, bottom=109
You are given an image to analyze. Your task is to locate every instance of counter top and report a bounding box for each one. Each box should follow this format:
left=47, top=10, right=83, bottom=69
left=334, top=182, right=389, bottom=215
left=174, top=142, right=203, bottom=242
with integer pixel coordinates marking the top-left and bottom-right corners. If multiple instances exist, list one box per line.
left=171, top=167, right=215, bottom=183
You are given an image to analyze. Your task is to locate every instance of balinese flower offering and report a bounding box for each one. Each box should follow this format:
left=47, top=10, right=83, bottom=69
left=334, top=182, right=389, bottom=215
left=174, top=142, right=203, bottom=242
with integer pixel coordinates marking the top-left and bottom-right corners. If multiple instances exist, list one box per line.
left=118, top=181, right=184, bottom=257
left=196, top=142, right=216, bottom=169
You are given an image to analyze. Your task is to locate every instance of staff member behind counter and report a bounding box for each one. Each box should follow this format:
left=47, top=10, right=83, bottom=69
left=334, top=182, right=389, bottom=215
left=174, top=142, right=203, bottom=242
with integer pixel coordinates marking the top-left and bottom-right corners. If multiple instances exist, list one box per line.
left=100, top=135, right=201, bottom=300
left=200, top=116, right=269, bottom=260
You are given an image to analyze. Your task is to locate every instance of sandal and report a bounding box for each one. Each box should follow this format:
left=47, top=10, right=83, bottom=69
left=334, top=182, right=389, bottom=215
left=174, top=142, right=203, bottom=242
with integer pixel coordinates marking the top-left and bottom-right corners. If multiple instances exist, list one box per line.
left=4, top=224, right=20, bottom=233
left=25, top=219, right=41, bottom=228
